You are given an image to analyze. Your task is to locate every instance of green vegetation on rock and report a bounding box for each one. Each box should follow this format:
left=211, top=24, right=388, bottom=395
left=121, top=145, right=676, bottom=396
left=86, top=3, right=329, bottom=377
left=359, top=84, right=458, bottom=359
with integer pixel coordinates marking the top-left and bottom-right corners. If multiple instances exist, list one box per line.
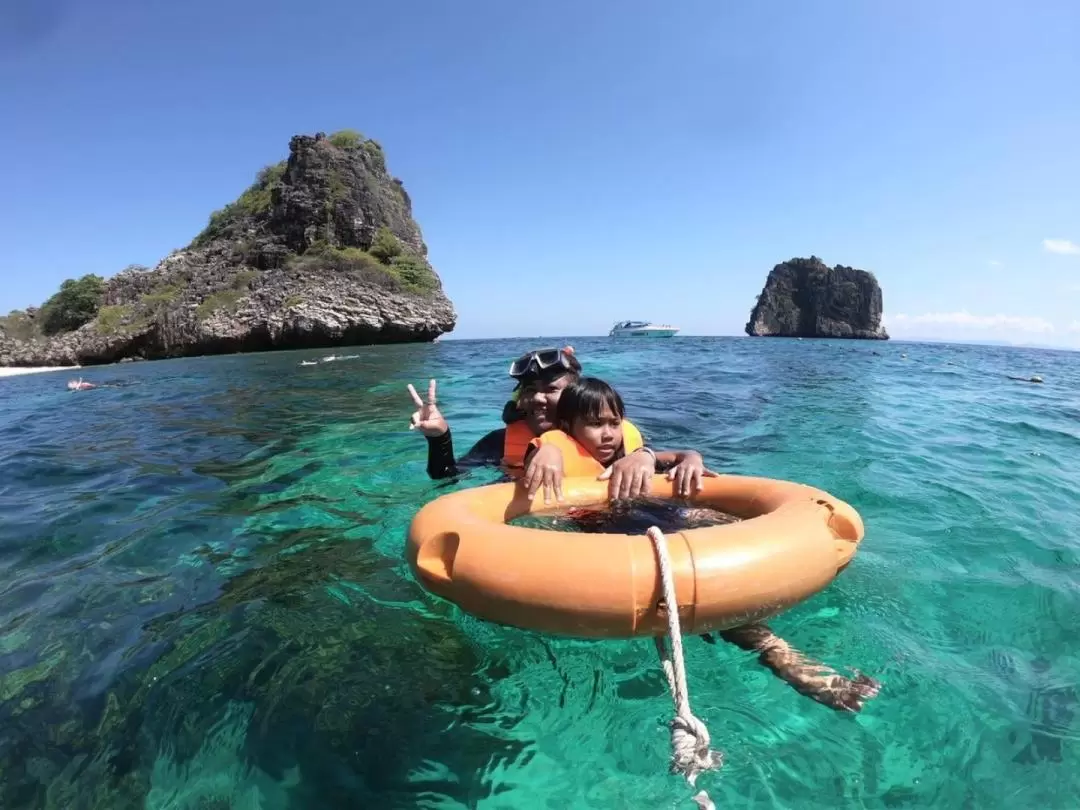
left=327, top=129, right=363, bottom=149
left=287, top=233, right=438, bottom=295
left=368, top=227, right=402, bottom=263
left=231, top=269, right=259, bottom=290
left=389, top=254, right=439, bottom=293
left=193, top=268, right=262, bottom=319
left=361, top=139, right=386, bottom=173
left=96, top=304, right=134, bottom=335
left=328, top=130, right=385, bottom=171
left=196, top=289, right=246, bottom=320
left=40, top=275, right=106, bottom=335
left=0, top=310, right=40, bottom=341
left=194, top=161, right=287, bottom=247
left=139, top=285, right=182, bottom=308
left=288, top=245, right=388, bottom=280
left=327, top=170, right=349, bottom=207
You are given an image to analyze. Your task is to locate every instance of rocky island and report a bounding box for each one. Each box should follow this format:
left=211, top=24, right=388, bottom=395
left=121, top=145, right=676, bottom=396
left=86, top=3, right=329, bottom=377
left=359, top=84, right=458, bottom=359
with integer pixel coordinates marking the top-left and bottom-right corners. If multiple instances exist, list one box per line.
left=745, top=256, right=888, bottom=340
left=0, top=130, right=456, bottom=367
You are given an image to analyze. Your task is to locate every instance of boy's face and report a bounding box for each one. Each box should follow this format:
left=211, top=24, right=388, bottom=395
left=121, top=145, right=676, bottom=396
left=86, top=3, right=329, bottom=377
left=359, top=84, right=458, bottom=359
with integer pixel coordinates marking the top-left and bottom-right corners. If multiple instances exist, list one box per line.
left=570, top=402, right=623, bottom=464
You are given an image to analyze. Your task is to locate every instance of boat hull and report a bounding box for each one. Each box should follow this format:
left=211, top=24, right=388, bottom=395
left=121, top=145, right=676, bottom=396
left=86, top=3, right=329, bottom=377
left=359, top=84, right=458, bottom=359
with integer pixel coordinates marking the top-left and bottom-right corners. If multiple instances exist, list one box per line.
left=610, top=328, right=679, bottom=338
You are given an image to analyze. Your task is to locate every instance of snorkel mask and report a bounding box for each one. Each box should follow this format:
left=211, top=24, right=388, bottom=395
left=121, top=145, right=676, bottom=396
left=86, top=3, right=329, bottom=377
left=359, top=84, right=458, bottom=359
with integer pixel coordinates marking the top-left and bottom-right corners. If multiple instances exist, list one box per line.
left=508, top=346, right=577, bottom=379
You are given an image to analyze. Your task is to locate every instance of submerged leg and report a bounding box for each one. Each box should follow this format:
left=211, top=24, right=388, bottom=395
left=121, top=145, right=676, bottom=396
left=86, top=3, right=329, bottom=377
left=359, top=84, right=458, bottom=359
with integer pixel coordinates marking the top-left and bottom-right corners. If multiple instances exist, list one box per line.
left=716, top=623, right=880, bottom=712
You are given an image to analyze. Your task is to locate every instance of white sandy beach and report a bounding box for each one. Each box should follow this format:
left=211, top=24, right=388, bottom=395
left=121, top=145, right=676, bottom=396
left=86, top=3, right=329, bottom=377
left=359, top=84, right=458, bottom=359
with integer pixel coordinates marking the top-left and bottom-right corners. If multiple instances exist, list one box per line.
left=0, top=366, right=81, bottom=379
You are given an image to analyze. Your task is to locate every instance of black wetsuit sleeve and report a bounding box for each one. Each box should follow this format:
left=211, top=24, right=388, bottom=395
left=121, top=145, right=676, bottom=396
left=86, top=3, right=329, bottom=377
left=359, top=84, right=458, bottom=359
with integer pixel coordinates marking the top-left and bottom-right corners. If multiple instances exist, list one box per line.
left=654, top=450, right=677, bottom=475
left=425, top=428, right=506, bottom=480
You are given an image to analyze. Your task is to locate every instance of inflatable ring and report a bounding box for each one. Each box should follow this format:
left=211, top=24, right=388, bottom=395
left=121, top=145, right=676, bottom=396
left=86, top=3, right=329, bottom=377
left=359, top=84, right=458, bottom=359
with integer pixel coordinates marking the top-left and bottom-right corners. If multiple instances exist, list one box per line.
left=407, top=474, right=864, bottom=639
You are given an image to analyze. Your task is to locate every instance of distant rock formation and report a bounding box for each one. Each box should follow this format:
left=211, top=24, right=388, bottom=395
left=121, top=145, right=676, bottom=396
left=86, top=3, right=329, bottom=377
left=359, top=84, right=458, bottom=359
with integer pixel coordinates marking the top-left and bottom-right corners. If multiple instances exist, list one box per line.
left=745, top=256, right=888, bottom=340
left=0, top=130, right=456, bottom=367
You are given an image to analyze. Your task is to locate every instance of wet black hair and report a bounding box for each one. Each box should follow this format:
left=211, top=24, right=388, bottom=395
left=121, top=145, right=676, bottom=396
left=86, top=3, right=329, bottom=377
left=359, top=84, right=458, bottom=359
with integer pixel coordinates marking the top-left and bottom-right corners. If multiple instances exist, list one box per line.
left=555, top=377, right=625, bottom=432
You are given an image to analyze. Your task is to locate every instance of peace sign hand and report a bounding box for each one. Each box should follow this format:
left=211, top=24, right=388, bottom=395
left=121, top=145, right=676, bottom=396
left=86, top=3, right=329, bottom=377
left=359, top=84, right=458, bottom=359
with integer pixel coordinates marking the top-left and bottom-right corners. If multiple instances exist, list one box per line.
left=407, top=379, right=449, bottom=437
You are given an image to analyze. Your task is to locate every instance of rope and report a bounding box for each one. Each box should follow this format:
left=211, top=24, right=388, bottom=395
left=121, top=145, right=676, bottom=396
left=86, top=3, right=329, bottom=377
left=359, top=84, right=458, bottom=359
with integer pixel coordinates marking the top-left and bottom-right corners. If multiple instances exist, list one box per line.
left=647, top=526, right=723, bottom=810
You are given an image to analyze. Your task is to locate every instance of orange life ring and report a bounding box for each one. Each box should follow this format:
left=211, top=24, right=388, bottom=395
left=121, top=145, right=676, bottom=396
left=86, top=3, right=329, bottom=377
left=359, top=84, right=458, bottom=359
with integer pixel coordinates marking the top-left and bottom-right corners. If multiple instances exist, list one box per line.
left=407, top=474, right=864, bottom=639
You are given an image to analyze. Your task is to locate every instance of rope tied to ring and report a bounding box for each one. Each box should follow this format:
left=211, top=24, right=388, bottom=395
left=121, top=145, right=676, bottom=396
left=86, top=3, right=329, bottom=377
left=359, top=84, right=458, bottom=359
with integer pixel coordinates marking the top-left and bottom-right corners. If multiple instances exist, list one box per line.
left=648, top=526, right=723, bottom=810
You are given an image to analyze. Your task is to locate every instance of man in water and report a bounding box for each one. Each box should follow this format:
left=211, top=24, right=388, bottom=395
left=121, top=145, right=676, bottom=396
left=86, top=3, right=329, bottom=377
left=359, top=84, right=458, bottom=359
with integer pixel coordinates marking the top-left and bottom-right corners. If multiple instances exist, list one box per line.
left=406, top=346, right=880, bottom=712
left=410, top=346, right=663, bottom=495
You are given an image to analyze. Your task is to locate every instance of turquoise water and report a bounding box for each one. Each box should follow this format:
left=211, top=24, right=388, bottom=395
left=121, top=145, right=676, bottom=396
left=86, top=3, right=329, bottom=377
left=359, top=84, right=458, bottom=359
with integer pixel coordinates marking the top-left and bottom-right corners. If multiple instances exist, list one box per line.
left=0, top=337, right=1077, bottom=808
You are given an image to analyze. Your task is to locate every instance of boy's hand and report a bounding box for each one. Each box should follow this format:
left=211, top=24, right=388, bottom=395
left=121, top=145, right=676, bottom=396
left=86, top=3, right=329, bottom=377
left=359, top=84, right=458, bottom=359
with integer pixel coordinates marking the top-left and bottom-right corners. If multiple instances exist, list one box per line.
left=599, top=448, right=655, bottom=500
left=667, top=451, right=708, bottom=498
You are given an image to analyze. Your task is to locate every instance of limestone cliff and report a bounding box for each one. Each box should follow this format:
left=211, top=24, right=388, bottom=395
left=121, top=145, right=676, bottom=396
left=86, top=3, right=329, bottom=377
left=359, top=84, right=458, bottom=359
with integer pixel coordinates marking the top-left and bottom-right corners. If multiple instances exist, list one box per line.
left=745, top=256, right=888, bottom=340
left=0, top=130, right=456, bottom=367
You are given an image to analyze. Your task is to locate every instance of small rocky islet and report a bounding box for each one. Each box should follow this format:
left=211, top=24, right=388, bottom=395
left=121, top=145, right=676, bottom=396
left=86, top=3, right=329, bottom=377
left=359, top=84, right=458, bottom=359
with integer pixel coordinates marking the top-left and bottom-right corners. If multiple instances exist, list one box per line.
left=1, top=138, right=890, bottom=367
left=0, top=130, right=457, bottom=368
left=746, top=256, right=888, bottom=340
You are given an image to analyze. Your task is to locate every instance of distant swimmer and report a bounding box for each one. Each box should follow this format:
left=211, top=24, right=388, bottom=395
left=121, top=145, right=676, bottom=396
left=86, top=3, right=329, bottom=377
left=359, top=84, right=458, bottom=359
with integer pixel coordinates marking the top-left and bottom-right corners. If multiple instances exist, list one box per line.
left=320, top=354, right=359, bottom=363
left=67, top=378, right=96, bottom=391
left=1007, top=375, right=1043, bottom=384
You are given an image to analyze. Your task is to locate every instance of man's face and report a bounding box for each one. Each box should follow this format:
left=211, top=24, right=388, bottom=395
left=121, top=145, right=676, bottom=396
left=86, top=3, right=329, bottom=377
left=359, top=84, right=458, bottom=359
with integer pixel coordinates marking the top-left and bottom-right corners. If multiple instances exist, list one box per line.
left=519, top=373, right=573, bottom=435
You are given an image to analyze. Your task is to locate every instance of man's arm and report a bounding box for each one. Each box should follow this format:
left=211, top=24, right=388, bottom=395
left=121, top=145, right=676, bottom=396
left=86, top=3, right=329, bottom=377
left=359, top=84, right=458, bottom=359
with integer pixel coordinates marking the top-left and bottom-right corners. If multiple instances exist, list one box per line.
left=425, top=428, right=506, bottom=480
left=711, top=623, right=880, bottom=713
left=651, top=449, right=694, bottom=472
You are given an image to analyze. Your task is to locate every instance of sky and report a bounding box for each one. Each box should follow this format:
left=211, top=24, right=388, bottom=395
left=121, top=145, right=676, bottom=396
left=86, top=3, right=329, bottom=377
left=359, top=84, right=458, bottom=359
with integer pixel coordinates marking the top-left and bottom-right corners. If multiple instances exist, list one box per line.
left=2, top=0, right=1079, bottom=346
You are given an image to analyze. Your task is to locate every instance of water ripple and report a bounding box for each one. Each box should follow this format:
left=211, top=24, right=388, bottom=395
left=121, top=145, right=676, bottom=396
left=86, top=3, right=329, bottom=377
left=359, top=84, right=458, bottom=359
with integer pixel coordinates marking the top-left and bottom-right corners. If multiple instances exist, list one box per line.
left=0, top=338, right=1078, bottom=807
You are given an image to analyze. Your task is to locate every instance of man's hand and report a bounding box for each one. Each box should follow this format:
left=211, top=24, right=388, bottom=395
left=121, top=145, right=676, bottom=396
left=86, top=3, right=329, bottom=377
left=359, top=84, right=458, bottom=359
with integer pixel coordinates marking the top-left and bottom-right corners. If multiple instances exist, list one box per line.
left=667, top=450, right=709, bottom=498
left=407, top=379, right=449, bottom=437
left=523, top=444, right=564, bottom=504
left=598, top=448, right=655, bottom=500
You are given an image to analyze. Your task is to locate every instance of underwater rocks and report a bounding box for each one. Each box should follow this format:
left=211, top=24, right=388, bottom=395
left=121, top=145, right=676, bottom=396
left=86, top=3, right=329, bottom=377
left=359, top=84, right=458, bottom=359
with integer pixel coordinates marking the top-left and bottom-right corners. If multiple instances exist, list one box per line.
left=746, top=256, right=888, bottom=340
left=0, top=537, right=520, bottom=809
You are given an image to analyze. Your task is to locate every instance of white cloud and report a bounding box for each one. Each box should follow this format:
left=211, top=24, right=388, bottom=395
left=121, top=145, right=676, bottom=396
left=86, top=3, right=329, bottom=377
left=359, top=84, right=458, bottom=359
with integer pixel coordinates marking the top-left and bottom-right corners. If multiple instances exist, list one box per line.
left=988, top=259, right=1002, bottom=267
left=888, top=310, right=1055, bottom=334
left=1043, top=238, right=1080, bottom=255
left=1069, top=321, right=1080, bottom=333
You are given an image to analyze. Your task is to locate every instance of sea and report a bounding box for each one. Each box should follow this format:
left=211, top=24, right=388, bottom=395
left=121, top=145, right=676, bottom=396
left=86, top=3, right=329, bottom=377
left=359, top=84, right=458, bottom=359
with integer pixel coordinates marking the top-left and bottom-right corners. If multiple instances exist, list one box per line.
left=0, top=336, right=1077, bottom=809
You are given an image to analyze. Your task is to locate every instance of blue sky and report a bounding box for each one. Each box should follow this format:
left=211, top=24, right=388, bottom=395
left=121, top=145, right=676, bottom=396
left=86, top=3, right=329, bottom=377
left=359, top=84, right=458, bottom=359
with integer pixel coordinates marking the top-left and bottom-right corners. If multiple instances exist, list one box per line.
left=2, top=0, right=1079, bottom=345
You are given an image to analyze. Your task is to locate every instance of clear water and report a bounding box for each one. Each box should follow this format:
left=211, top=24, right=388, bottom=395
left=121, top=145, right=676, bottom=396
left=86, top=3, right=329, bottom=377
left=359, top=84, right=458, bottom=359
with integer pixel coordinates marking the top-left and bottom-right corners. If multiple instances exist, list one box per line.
left=0, top=337, right=1077, bottom=808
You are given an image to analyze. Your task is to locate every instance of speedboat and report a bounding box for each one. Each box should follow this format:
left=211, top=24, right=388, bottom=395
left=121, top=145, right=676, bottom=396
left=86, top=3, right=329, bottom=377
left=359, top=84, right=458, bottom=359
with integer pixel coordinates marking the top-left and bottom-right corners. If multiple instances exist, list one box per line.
left=608, top=321, right=680, bottom=338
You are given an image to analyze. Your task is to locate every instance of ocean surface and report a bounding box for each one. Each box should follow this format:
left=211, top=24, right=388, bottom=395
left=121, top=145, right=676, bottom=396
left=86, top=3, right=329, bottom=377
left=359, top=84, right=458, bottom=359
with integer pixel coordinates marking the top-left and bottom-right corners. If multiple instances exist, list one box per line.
left=0, top=336, right=1078, bottom=809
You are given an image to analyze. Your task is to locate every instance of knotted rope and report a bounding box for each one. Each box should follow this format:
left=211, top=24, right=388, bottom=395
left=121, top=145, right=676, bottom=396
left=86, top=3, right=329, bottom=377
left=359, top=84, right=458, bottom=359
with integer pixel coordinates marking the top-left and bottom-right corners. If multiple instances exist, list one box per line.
left=647, top=526, right=723, bottom=810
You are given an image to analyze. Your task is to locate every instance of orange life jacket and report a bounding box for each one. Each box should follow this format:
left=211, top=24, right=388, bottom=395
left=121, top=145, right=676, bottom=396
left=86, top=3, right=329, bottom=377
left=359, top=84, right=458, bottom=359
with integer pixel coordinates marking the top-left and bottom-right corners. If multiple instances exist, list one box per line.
left=528, top=420, right=645, bottom=477
left=501, top=420, right=535, bottom=475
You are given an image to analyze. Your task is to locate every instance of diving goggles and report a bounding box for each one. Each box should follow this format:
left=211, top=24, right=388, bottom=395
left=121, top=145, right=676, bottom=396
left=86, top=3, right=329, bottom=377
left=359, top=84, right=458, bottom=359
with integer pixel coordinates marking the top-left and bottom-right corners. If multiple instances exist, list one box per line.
left=508, top=347, right=574, bottom=379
